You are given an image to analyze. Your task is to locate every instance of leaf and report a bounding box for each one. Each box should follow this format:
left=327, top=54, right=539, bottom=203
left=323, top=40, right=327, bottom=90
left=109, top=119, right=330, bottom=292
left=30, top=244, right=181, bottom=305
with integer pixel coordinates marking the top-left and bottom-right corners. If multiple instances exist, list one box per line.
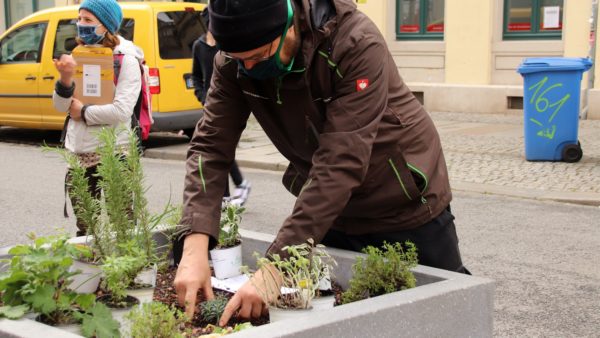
left=74, top=293, right=96, bottom=312
left=24, top=285, right=56, bottom=314
left=0, top=305, right=29, bottom=319
left=80, top=303, right=120, bottom=338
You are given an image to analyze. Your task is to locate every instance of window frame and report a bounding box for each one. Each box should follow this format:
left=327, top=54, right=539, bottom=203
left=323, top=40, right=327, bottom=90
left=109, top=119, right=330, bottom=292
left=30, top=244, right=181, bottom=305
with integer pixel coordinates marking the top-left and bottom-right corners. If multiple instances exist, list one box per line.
left=395, top=0, right=444, bottom=41
left=503, top=0, right=563, bottom=40
left=0, top=22, right=47, bottom=64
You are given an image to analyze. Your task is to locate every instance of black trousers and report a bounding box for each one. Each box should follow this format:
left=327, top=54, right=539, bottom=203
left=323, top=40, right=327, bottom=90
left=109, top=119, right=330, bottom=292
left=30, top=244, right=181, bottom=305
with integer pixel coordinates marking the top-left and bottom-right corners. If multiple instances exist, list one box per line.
left=321, top=207, right=470, bottom=274
left=223, top=160, right=244, bottom=197
left=66, top=165, right=101, bottom=237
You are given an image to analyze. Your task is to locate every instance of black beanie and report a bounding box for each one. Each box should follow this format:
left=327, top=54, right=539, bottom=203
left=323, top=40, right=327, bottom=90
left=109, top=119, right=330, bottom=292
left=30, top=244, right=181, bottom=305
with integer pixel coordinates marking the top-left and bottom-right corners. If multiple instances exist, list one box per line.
left=209, top=0, right=289, bottom=53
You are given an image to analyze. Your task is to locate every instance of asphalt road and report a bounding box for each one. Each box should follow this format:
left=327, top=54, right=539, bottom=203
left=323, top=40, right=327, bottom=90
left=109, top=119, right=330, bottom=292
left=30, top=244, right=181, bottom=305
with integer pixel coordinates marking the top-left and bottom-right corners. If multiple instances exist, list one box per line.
left=0, top=128, right=599, bottom=337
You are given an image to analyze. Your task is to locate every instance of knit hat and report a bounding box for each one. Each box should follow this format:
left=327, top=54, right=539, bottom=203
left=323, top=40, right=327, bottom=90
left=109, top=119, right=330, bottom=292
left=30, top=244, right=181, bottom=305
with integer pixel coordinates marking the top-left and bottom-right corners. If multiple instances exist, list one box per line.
left=79, top=0, right=123, bottom=34
left=209, top=0, right=290, bottom=53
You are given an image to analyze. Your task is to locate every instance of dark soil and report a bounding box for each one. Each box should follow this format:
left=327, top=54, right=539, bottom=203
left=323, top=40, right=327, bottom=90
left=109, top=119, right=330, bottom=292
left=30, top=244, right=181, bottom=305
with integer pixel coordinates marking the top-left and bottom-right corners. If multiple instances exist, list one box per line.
left=153, top=266, right=269, bottom=336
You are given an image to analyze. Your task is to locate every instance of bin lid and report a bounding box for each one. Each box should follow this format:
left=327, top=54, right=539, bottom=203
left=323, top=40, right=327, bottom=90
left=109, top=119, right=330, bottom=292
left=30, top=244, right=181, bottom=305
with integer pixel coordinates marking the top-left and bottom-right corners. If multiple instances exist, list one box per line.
left=517, top=57, right=593, bottom=75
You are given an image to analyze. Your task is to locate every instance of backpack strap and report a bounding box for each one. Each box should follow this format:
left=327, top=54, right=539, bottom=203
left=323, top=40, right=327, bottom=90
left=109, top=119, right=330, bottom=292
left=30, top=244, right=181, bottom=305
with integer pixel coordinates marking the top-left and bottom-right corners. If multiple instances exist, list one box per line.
left=113, top=53, right=144, bottom=148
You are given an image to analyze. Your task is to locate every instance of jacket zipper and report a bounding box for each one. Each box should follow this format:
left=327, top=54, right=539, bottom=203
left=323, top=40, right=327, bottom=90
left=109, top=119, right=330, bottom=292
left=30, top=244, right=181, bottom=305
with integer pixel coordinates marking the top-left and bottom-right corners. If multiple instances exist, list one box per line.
left=388, top=159, right=413, bottom=201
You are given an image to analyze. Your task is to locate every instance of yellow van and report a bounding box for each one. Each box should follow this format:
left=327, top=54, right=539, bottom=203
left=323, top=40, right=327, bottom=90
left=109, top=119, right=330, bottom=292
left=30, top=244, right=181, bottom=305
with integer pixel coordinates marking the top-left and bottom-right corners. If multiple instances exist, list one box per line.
left=0, top=2, right=206, bottom=137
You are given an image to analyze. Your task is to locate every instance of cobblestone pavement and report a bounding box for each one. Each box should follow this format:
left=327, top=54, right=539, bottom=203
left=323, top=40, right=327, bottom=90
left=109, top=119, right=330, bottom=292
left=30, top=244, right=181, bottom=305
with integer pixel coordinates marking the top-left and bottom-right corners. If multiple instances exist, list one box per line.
left=234, top=111, right=600, bottom=205
left=430, top=112, right=600, bottom=203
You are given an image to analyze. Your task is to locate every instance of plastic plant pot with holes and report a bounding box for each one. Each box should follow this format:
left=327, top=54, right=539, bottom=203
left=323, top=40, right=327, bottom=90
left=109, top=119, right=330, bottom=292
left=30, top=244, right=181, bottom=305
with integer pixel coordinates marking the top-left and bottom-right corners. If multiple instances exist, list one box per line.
left=517, top=57, right=592, bottom=162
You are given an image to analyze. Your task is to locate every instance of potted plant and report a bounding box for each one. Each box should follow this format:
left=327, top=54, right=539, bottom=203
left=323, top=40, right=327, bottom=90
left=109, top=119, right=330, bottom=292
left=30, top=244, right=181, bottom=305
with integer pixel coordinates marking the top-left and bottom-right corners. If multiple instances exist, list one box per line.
left=340, top=241, right=418, bottom=305
left=126, top=301, right=188, bottom=338
left=0, top=233, right=119, bottom=338
left=210, top=204, right=245, bottom=280
left=47, top=127, right=177, bottom=292
left=249, top=239, right=336, bottom=322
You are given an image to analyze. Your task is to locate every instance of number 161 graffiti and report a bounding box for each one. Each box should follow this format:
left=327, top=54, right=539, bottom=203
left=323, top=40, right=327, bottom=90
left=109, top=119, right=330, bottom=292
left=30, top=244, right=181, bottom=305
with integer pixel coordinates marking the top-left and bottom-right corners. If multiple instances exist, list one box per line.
left=527, top=76, right=571, bottom=140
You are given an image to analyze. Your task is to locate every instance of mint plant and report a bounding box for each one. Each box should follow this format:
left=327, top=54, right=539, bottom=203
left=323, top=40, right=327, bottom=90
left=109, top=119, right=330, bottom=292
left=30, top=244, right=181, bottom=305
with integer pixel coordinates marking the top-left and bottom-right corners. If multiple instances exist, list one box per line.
left=340, top=241, right=418, bottom=304
left=0, top=233, right=119, bottom=337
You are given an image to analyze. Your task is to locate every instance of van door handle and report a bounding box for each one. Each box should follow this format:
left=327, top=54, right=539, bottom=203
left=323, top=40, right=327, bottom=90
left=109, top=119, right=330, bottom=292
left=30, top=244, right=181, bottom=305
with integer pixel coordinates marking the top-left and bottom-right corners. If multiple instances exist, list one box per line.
left=42, top=75, right=55, bottom=80
left=25, top=75, right=36, bottom=80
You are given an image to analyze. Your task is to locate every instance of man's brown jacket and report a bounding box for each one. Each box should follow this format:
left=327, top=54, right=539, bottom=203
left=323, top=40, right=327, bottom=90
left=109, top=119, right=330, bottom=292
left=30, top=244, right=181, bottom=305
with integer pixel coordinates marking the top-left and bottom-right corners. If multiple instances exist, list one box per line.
left=181, top=0, right=452, bottom=256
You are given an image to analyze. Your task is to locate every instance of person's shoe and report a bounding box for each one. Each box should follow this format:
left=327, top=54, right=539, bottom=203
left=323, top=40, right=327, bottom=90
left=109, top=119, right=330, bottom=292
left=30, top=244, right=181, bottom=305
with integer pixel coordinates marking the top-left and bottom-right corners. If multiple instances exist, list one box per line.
left=231, top=180, right=251, bottom=206
left=221, top=196, right=231, bottom=210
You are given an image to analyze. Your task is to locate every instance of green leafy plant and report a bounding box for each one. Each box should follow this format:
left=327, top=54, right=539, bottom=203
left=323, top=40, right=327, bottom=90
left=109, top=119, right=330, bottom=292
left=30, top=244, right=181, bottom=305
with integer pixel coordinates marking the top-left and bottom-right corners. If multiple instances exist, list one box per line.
left=45, top=127, right=176, bottom=270
left=208, top=322, right=253, bottom=335
left=126, top=302, right=188, bottom=338
left=217, top=204, right=244, bottom=248
left=340, top=241, right=418, bottom=305
left=0, top=233, right=119, bottom=337
left=201, top=295, right=229, bottom=324
left=251, top=239, right=336, bottom=309
left=100, top=241, right=146, bottom=305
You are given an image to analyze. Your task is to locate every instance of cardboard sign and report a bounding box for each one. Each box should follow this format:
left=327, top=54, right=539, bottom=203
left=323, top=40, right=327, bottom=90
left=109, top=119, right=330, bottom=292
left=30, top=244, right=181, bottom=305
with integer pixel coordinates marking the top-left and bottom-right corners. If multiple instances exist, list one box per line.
left=72, top=45, right=115, bottom=105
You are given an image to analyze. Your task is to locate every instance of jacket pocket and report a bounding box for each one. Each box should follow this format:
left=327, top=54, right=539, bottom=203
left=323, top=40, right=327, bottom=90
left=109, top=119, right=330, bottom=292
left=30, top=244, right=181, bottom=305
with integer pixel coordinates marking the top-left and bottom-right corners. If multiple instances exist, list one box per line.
left=407, top=163, right=429, bottom=194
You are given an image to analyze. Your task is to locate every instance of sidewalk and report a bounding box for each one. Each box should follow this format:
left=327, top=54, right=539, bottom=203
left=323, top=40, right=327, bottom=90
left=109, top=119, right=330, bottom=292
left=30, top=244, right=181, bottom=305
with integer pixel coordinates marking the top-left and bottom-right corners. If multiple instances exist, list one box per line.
left=144, top=111, right=600, bottom=206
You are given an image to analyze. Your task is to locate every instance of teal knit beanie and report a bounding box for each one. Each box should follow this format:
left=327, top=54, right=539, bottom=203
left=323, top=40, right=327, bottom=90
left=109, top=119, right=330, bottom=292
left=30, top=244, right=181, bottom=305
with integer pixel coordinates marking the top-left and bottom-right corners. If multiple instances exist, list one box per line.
left=79, top=0, right=123, bottom=34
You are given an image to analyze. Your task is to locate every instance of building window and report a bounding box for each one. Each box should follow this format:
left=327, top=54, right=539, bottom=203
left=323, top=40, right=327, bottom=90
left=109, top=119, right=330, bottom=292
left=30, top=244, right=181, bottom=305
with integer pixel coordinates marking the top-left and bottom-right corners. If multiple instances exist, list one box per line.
left=504, top=0, right=563, bottom=40
left=396, top=0, right=444, bottom=40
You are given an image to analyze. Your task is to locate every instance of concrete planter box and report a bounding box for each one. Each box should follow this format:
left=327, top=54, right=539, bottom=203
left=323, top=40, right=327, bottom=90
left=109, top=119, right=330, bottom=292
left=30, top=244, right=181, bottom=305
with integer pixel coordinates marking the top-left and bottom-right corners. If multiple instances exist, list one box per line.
left=0, top=229, right=494, bottom=337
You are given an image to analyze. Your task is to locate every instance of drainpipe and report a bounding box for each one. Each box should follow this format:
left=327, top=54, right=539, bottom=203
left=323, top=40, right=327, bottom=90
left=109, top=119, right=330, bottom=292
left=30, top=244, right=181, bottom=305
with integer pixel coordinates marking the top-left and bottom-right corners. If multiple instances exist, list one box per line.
left=582, top=0, right=598, bottom=120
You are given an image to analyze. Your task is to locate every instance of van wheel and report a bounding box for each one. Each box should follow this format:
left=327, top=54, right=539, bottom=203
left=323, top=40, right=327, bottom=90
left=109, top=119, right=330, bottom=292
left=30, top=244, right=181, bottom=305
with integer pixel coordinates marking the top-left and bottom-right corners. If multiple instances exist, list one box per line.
left=183, top=128, right=195, bottom=139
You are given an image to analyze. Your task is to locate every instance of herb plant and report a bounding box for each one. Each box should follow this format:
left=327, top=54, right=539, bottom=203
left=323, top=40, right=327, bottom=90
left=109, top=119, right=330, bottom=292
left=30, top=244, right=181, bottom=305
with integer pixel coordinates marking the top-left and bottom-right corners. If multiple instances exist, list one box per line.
left=252, top=239, right=336, bottom=309
left=217, top=204, right=244, bottom=248
left=201, top=295, right=229, bottom=324
left=100, top=241, right=146, bottom=305
left=0, top=233, right=119, bottom=338
left=340, top=241, right=418, bottom=304
left=126, top=302, right=188, bottom=338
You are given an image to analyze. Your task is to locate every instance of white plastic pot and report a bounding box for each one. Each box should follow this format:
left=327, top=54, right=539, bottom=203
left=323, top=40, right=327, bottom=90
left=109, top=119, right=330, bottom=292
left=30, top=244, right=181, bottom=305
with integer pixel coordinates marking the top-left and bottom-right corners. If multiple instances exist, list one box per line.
left=210, top=244, right=242, bottom=280
left=134, top=264, right=157, bottom=287
left=68, top=259, right=102, bottom=294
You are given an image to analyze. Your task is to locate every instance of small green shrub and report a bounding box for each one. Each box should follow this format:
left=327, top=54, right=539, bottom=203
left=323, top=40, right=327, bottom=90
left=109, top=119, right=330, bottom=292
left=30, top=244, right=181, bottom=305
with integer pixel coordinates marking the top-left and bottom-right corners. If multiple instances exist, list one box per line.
left=0, top=233, right=119, bottom=338
left=201, top=295, right=229, bottom=324
left=341, top=241, right=418, bottom=304
left=127, top=302, right=188, bottom=338
left=217, top=204, right=244, bottom=248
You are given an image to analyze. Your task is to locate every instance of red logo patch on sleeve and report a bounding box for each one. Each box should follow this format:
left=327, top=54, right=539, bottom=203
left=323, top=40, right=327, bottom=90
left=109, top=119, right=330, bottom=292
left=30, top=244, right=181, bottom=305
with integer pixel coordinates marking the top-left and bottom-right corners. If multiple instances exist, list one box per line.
left=356, top=79, right=369, bottom=92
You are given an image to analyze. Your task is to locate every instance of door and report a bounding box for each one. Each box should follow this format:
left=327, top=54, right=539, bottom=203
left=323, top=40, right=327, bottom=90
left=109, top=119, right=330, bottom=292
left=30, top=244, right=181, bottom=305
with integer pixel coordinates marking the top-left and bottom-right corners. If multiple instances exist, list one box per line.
left=40, top=15, right=77, bottom=129
left=0, top=22, right=47, bottom=129
left=154, top=9, right=206, bottom=113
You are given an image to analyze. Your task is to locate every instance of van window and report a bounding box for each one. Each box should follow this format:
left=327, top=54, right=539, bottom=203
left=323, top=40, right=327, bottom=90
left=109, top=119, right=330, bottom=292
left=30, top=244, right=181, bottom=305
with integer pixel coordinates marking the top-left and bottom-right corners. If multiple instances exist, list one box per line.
left=53, top=18, right=135, bottom=59
left=0, top=22, right=47, bottom=63
left=157, top=11, right=206, bottom=59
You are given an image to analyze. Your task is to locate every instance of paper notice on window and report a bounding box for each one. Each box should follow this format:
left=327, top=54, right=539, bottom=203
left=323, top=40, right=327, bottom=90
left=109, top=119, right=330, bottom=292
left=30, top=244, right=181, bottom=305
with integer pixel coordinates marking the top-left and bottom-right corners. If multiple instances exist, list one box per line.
left=543, top=6, right=560, bottom=29
left=82, top=64, right=101, bottom=97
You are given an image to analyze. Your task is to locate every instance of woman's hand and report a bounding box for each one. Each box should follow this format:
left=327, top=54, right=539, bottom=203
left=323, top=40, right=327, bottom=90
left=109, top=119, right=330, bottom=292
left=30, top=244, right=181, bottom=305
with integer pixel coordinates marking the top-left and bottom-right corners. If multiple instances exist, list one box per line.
left=69, top=98, right=83, bottom=121
left=53, top=54, right=77, bottom=87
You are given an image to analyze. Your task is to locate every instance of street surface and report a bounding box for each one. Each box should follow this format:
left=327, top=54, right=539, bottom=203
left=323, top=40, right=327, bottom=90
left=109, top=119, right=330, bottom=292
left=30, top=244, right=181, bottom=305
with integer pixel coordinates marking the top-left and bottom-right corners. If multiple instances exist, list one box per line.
left=0, top=129, right=599, bottom=337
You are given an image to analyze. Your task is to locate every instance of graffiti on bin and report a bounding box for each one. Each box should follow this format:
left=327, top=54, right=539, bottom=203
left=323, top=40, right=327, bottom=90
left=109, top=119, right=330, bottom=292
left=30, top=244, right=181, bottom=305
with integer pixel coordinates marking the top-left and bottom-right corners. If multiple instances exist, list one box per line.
left=527, top=76, right=570, bottom=140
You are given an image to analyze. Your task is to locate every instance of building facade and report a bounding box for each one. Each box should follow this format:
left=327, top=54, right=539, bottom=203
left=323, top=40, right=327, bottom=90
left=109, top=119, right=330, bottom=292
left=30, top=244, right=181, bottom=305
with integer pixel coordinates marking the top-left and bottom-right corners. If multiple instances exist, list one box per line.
left=358, top=0, right=599, bottom=119
left=2, top=0, right=597, bottom=119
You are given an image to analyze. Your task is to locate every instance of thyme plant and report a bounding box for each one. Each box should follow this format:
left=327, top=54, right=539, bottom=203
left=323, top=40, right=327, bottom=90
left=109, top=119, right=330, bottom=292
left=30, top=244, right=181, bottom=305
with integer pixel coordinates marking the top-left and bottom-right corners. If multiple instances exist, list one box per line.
left=126, top=302, right=188, bottom=338
left=340, top=241, right=418, bottom=304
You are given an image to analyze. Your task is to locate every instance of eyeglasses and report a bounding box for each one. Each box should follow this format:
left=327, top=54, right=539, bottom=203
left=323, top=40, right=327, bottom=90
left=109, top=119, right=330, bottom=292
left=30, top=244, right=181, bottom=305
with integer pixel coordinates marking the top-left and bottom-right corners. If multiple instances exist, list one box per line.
left=220, top=40, right=274, bottom=63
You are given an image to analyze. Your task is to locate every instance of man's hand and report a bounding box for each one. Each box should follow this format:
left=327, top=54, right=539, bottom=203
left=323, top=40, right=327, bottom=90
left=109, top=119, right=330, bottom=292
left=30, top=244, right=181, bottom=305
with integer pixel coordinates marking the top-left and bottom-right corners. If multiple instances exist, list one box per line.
left=174, top=233, right=214, bottom=319
left=69, top=98, right=83, bottom=121
left=219, top=264, right=281, bottom=326
left=53, top=54, right=76, bottom=87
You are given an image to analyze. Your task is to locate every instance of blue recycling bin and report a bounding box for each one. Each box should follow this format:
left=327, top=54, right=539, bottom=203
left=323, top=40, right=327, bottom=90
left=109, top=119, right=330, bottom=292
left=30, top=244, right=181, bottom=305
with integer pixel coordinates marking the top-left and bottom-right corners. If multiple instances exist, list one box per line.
left=517, top=57, right=592, bottom=162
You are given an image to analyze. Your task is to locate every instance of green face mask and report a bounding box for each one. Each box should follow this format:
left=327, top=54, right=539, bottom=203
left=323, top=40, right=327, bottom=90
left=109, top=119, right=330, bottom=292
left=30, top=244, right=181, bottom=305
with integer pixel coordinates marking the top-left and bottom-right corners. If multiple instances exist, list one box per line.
left=239, top=0, right=294, bottom=80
